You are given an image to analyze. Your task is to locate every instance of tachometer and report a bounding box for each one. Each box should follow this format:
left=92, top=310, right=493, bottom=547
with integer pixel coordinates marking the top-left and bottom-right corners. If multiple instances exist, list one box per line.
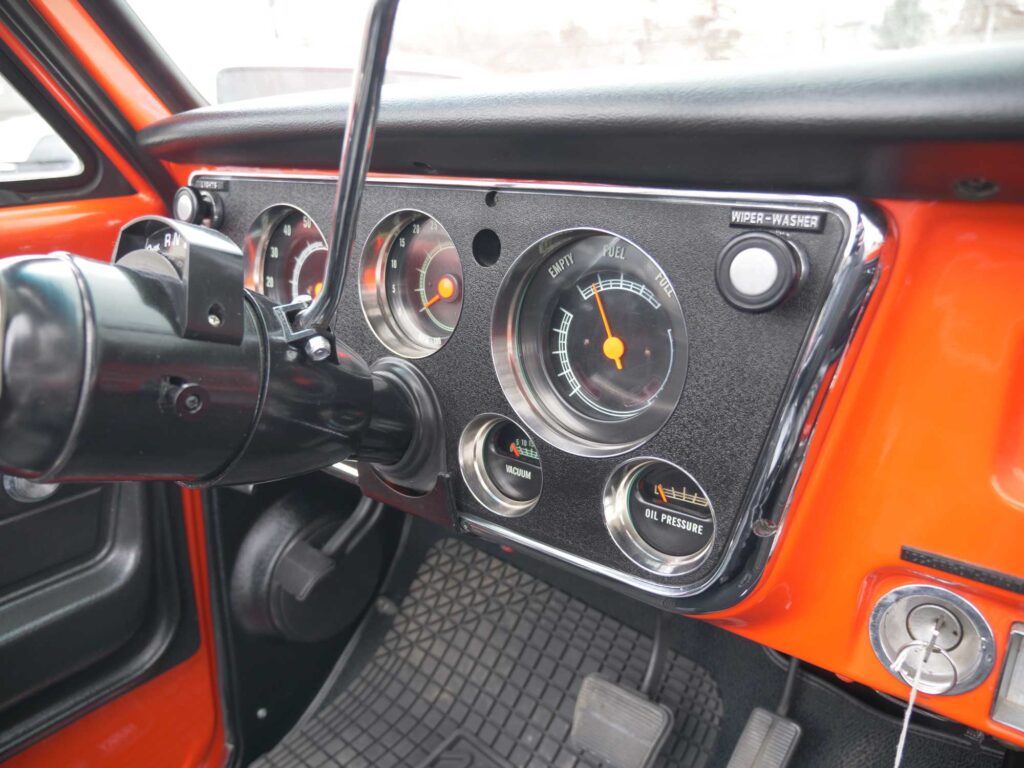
left=359, top=210, right=463, bottom=357
left=492, top=230, right=687, bottom=456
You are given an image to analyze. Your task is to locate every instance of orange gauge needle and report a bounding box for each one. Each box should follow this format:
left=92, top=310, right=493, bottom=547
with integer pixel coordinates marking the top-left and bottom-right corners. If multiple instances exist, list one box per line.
left=510, top=442, right=521, bottom=458
left=656, top=483, right=668, bottom=504
left=421, top=274, right=458, bottom=311
left=592, top=284, right=624, bottom=370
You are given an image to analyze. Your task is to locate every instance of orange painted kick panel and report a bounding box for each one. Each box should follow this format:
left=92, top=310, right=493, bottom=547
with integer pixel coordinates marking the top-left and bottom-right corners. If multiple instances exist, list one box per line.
left=708, top=199, right=1024, bottom=746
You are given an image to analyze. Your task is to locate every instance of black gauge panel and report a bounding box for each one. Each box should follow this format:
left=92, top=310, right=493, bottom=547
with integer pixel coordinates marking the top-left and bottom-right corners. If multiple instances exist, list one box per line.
left=199, top=173, right=857, bottom=601
left=493, top=230, right=688, bottom=457
left=360, top=210, right=463, bottom=357
left=253, top=206, right=328, bottom=304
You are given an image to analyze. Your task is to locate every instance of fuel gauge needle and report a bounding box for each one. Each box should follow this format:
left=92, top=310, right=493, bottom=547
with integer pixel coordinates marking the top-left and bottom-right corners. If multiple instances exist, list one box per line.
left=592, top=284, right=625, bottom=370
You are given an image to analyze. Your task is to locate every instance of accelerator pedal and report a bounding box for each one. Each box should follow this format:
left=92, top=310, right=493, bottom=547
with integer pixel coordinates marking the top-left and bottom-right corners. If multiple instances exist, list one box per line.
left=727, top=655, right=803, bottom=768
left=570, top=674, right=673, bottom=768
left=726, top=707, right=802, bottom=768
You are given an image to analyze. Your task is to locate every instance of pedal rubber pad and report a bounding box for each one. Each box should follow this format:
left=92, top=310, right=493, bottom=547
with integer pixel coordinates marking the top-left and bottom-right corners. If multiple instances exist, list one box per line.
left=726, top=707, right=802, bottom=768
left=570, top=673, right=674, bottom=768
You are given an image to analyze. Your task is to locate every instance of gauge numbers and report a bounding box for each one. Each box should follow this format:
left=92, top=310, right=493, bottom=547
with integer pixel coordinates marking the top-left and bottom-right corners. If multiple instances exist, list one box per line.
left=247, top=205, right=328, bottom=305
left=360, top=210, right=463, bottom=358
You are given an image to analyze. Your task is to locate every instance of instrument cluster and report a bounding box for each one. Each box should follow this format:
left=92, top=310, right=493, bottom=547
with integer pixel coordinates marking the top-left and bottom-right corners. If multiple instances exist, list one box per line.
left=210, top=173, right=874, bottom=605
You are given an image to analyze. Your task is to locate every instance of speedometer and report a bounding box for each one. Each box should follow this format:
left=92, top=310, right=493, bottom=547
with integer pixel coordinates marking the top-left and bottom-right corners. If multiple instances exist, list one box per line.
left=247, top=205, right=328, bottom=304
left=492, top=229, right=687, bottom=457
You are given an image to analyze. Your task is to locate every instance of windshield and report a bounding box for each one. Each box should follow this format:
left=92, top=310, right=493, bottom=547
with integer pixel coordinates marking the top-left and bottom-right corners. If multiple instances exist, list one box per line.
left=127, top=0, right=1024, bottom=106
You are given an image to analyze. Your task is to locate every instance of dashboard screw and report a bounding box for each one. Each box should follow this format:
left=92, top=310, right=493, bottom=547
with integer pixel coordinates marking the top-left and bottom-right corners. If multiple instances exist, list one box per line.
left=304, top=335, right=332, bottom=362
left=170, top=383, right=207, bottom=418
left=751, top=518, right=778, bottom=537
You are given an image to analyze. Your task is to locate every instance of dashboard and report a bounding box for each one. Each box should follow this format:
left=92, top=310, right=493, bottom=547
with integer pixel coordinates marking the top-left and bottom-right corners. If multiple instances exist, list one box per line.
left=193, top=171, right=881, bottom=610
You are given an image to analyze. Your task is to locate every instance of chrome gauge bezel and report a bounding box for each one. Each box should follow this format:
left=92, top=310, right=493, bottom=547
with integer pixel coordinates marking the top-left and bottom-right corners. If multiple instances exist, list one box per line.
left=602, top=458, right=716, bottom=576
left=358, top=209, right=462, bottom=358
left=244, top=203, right=326, bottom=300
left=458, top=414, right=542, bottom=518
left=491, top=228, right=688, bottom=458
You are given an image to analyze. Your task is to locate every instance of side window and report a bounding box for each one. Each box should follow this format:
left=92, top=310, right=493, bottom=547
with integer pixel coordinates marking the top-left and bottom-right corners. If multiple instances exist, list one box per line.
left=0, top=71, right=83, bottom=184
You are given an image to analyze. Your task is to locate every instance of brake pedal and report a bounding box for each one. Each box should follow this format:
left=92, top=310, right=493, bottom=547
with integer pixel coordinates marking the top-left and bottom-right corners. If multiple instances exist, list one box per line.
left=570, top=674, right=674, bottom=768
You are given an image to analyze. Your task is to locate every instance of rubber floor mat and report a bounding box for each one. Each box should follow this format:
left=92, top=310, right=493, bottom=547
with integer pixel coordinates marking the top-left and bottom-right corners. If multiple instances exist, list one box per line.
left=254, top=538, right=723, bottom=768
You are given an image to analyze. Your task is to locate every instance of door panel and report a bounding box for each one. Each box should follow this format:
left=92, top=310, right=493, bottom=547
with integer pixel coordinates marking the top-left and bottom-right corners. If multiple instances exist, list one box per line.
left=0, top=485, right=149, bottom=713
left=1, top=491, right=226, bottom=768
left=0, top=483, right=206, bottom=761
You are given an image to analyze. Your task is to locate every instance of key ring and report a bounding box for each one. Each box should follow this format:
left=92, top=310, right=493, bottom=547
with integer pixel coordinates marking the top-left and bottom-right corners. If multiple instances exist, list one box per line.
left=890, top=640, right=959, bottom=696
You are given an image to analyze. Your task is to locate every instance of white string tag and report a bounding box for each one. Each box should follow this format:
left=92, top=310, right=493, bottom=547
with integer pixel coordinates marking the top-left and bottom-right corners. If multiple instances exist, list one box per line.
left=890, top=623, right=941, bottom=768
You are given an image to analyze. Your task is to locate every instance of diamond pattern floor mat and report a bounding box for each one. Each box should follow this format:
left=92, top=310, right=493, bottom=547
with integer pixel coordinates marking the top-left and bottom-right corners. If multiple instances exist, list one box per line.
left=253, top=538, right=723, bottom=768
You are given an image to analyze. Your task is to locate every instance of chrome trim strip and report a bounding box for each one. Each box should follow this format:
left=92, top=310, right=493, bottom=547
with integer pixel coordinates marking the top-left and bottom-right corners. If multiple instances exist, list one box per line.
left=191, top=170, right=885, bottom=608
left=324, top=460, right=360, bottom=482
left=190, top=170, right=862, bottom=222
left=992, top=623, right=1024, bottom=732
left=463, top=514, right=695, bottom=598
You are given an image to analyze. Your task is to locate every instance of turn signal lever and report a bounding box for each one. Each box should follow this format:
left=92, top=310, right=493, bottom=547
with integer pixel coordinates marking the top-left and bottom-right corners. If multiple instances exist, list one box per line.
left=0, top=0, right=431, bottom=489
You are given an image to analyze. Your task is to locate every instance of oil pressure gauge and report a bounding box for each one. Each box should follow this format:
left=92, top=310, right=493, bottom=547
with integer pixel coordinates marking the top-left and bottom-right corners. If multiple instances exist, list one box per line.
left=604, top=458, right=715, bottom=575
left=492, top=229, right=688, bottom=457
